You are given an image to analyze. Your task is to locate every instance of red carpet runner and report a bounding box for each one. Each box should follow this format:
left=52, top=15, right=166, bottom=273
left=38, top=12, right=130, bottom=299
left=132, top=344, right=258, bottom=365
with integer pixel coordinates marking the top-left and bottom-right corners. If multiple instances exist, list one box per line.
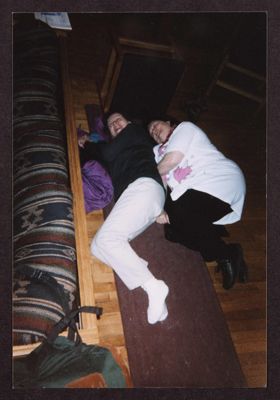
left=114, top=222, right=246, bottom=387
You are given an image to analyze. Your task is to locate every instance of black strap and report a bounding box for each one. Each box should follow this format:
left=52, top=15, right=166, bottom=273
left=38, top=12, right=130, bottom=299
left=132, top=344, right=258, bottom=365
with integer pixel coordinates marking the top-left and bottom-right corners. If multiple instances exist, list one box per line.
left=23, top=304, right=103, bottom=377
left=14, top=265, right=103, bottom=345
left=14, top=264, right=70, bottom=314
left=46, top=306, right=103, bottom=345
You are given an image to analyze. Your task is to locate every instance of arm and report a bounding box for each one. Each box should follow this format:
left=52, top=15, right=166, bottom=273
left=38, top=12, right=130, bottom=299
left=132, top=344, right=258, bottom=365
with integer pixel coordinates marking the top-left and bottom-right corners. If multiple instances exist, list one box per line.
left=157, top=150, right=184, bottom=176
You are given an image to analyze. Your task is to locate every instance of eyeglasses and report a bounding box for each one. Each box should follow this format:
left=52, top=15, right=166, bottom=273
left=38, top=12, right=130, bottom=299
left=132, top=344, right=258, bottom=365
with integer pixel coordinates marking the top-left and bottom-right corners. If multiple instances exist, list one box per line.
left=108, top=116, right=124, bottom=129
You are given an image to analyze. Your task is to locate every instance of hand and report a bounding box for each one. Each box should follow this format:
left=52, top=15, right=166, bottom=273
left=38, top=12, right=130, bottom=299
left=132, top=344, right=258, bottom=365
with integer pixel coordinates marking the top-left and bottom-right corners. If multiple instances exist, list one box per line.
left=78, top=134, right=89, bottom=148
left=156, top=211, right=170, bottom=224
left=161, top=174, right=168, bottom=186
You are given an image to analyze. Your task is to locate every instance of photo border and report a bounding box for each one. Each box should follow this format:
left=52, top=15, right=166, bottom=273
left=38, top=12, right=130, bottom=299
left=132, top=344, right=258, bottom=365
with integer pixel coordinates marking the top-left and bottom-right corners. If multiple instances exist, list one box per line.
left=2, top=1, right=279, bottom=399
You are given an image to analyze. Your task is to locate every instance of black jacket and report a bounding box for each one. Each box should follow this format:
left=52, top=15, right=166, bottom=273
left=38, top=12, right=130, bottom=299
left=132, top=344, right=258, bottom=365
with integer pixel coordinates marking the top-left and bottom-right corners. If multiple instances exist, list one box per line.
left=80, top=123, right=164, bottom=201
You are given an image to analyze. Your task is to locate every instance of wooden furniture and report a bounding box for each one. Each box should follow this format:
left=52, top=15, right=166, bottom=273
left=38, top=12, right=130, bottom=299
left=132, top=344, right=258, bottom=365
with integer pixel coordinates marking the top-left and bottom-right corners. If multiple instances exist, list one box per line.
left=59, top=34, right=100, bottom=343
left=99, top=36, right=185, bottom=119
left=206, top=53, right=266, bottom=120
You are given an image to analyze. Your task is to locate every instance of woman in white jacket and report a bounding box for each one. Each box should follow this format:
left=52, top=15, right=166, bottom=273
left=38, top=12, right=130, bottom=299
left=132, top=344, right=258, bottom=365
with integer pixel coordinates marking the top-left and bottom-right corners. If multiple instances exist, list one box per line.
left=148, top=119, right=248, bottom=290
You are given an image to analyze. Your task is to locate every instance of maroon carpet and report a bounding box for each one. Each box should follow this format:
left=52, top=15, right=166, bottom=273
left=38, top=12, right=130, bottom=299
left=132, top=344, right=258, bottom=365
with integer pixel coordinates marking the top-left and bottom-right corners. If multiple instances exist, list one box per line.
left=114, top=222, right=246, bottom=388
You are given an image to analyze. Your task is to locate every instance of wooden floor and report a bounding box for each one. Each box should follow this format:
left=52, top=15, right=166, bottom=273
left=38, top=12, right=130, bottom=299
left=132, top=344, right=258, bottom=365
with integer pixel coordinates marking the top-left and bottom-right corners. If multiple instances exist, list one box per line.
left=200, top=98, right=267, bottom=388
left=67, top=35, right=266, bottom=388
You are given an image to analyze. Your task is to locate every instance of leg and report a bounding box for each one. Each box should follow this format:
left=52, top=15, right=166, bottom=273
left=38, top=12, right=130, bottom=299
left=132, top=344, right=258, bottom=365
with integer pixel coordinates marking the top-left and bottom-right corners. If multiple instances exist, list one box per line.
left=165, top=189, right=248, bottom=289
left=165, top=189, right=232, bottom=261
left=91, top=178, right=169, bottom=323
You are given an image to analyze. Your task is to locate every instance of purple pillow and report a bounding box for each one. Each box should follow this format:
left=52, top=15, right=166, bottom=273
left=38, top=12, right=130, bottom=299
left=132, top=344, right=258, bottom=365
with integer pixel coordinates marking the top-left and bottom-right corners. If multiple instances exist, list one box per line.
left=82, top=160, right=114, bottom=213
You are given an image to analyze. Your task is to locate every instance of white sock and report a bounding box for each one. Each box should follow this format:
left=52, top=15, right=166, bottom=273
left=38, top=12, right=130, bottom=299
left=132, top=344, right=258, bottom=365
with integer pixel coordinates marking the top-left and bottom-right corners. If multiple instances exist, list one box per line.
left=142, top=278, right=169, bottom=324
left=159, top=303, right=168, bottom=322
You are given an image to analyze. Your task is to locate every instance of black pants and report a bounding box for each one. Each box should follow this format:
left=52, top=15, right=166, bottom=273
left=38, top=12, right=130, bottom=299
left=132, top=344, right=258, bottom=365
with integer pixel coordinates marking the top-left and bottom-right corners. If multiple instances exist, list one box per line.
left=164, top=189, right=233, bottom=262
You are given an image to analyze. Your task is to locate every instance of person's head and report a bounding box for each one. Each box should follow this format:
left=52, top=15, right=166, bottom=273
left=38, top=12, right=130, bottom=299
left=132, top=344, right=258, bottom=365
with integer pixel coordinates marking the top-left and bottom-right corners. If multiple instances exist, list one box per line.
left=148, top=120, right=173, bottom=144
left=107, top=112, right=130, bottom=137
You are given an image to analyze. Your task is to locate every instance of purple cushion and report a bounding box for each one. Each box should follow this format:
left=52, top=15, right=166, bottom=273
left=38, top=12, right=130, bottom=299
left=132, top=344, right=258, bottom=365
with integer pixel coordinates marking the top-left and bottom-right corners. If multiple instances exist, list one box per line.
left=82, top=160, right=114, bottom=213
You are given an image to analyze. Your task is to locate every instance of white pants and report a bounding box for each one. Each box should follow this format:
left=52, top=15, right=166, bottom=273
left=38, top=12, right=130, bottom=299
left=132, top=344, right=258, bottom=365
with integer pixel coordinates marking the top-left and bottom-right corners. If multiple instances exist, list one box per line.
left=91, top=178, right=165, bottom=290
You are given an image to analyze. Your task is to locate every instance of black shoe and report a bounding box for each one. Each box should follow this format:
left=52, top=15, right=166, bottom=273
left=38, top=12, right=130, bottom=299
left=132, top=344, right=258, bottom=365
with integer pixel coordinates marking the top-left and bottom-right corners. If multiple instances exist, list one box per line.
left=216, top=243, right=248, bottom=290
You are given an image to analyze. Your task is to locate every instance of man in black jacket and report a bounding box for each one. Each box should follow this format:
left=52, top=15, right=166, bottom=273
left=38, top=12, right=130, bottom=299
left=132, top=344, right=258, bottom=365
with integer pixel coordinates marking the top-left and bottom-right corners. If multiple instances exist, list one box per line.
left=90, top=112, right=169, bottom=325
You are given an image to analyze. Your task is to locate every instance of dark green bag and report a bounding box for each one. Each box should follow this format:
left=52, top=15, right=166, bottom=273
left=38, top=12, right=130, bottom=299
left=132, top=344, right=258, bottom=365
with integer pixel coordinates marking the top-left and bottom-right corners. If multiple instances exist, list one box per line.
left=13, top=307, right=127, bottom=388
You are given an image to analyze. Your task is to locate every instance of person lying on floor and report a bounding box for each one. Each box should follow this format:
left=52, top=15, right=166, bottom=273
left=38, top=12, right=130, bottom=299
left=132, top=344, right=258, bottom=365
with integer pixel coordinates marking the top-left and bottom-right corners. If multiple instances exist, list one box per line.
left=148, top=118, right=248, bottom=290
left=89, top=112, right=169, bottom=324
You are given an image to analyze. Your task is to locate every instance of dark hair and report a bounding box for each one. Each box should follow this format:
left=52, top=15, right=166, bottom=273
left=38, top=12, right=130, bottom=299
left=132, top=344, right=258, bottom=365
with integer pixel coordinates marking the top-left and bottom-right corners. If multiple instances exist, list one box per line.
left=147, top=115, right=180, bottom=130
left=103, top=110, right=131, bottom=128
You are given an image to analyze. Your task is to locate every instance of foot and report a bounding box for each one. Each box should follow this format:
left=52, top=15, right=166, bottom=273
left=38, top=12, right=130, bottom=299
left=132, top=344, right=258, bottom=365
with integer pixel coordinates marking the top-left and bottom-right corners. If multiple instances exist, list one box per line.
left=142, top=278, right=169, bottom=324
left=217, top=243, right=248, bottom=290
